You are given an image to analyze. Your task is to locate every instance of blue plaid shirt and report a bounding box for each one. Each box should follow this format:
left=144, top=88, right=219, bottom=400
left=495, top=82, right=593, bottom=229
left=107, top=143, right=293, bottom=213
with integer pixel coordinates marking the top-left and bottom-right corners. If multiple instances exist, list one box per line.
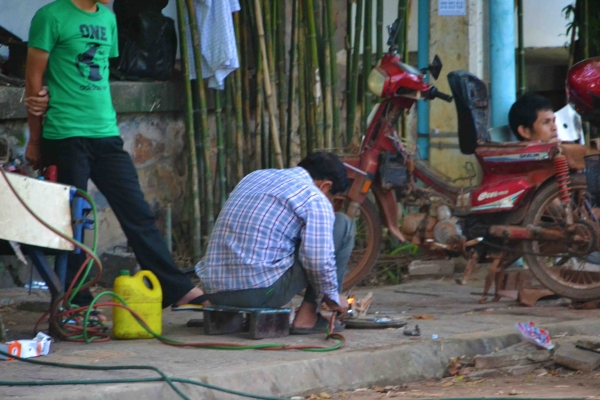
left=196, top=167, right=340, bottom=305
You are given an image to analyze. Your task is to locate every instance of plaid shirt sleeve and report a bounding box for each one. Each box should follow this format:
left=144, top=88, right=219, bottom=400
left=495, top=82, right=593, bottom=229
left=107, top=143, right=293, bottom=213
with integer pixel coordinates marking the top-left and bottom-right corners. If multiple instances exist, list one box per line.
left=298, top=195, right=340, bottom=306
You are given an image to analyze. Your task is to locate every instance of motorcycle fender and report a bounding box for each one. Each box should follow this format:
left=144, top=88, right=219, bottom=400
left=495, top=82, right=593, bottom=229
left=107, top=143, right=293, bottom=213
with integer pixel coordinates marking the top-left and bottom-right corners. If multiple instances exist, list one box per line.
left=372, top=181, right=406, bottom=242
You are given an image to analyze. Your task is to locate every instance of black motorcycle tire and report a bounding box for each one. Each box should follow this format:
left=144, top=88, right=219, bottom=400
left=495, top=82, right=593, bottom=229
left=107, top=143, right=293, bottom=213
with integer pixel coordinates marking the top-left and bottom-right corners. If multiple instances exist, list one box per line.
left=523, top=173, right=600, bottom=301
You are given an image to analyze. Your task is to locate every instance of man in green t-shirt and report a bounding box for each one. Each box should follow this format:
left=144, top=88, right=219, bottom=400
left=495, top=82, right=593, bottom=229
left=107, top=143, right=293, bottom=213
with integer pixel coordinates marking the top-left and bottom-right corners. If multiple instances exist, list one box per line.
left=25, top=0, right=206, bottom=314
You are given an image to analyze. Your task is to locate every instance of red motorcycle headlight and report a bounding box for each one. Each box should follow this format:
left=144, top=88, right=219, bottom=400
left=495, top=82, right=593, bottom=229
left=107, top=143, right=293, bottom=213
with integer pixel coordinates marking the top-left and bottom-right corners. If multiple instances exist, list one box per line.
left=367, top=67, right=389, bottom=97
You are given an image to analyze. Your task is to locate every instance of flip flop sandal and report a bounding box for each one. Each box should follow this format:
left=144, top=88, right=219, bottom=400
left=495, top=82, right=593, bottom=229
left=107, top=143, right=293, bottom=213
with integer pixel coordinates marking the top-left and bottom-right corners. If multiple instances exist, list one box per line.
left=289, top=314, right=345, bottom=335
left=171, top=295, right=210, bottom=312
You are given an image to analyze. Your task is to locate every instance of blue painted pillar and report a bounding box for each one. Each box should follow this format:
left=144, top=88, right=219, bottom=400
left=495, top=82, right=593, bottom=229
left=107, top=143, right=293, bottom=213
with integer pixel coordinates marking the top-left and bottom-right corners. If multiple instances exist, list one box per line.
left=416, top=0, right=430, bottom=160
left=489, top=0, right=516, bottom=128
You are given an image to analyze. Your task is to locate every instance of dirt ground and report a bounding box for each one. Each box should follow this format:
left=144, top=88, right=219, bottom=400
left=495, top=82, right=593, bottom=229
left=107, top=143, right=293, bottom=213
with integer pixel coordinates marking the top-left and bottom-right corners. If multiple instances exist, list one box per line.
left=322, top=371, right=600, bottom=399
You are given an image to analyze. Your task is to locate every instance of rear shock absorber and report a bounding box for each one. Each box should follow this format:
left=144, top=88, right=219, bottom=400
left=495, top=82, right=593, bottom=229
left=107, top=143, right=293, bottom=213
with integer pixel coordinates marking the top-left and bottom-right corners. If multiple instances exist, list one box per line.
left=554, top=153, right=574, bottom=225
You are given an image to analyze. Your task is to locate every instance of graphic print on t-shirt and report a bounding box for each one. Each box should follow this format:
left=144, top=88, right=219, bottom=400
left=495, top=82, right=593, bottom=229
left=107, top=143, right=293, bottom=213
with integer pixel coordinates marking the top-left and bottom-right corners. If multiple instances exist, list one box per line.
left=75, top=25, right=109, bottom=88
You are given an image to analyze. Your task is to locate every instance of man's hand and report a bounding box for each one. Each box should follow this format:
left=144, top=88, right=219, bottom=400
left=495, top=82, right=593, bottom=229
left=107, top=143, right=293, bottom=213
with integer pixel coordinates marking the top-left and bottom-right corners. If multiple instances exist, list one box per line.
left=25, top=141, right=42, bottom=170
left=324, top=294, right=349, bottom=318
left=25, top=89, right=49, bottom=117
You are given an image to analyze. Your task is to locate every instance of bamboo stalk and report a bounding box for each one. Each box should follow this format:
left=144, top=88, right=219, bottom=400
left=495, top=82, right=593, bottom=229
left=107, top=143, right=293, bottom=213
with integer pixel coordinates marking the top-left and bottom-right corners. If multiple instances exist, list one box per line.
left=262, top=0, right=276, bottom=167
left=185, top=0, right=214, bottom=236
left=325, top=0, right=341, bottom=148
left=254, top=0, right=284, bottom=169
left=402, top=0, right=411, bottom=139
left=224, top=77, right=236, bottom=191
left=214, top=89, right=226, bottom=208
left=240, top=4, right=253, bottom=173
left=376, top=0, right=383, bottom=60
left=347, top=0, right=364, bottom=145
left=403, top=0, right=411, bottom=64
left=305, top=0, right=324, bottom=150
left=256, top=55, right=264, bottom=170
left=346, top=0, right=353, bottom=146
left=286, top=0, right=300, bottom=166
left=276, top=0, right=287, bottom=166
left=175, top=0, right=201, bottom=261
left=583, top=0, right=589, bottom=59
left=298, top=4, right=308, bottom=158
left=362, top=0, right=373, bottom=135
left=233, top=13, right=245, bottom=181
left=397, top=0, right=407, bottom=54
left=322, top=1, right=333, bottom=150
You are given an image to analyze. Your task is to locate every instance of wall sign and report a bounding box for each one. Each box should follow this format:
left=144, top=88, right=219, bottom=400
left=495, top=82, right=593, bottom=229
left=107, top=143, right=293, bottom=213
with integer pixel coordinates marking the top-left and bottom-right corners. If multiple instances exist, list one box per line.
left=438, top=0, right=466, bottom=16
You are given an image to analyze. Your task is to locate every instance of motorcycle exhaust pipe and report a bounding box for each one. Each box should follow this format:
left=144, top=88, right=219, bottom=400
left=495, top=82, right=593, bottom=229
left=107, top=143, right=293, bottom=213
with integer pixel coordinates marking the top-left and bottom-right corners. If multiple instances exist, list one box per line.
left=488, top=225, right=567, bottom=241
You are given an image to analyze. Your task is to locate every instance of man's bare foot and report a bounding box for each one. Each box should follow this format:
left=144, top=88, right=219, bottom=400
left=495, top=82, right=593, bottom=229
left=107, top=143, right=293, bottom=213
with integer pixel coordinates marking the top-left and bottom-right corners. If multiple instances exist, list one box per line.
left=291, top=301, right=319, bottom=328
left=175, top=288, right=210, bottom=306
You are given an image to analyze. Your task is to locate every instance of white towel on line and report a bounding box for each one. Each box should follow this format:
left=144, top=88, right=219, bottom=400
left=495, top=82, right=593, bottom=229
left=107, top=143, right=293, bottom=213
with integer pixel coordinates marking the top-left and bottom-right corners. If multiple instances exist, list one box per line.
left=184, top=0, right=240, bottom=90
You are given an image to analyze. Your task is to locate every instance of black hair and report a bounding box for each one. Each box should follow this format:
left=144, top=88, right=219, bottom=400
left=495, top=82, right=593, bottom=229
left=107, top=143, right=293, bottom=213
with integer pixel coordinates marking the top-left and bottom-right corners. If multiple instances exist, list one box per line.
left=508, top=93, right=553, bottom=141
left=298, top=152, right=349, bottom=195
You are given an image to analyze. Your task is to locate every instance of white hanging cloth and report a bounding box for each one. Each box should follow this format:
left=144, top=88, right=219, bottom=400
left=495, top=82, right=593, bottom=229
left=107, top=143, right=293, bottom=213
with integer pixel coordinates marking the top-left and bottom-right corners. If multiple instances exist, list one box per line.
left=185, top=0, right=240, bottom=90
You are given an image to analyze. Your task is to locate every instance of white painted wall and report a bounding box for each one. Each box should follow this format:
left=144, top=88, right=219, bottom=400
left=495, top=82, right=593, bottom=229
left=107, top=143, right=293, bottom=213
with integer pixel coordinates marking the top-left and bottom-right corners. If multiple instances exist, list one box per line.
left=0, top=0, right=178, bottom=41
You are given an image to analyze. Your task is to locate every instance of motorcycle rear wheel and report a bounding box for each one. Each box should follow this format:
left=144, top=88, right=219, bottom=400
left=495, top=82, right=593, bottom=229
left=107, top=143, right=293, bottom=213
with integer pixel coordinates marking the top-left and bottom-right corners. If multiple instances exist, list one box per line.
left=523, top=173, right=600, bottom=301
left=333, top=197, right=383, bottom=290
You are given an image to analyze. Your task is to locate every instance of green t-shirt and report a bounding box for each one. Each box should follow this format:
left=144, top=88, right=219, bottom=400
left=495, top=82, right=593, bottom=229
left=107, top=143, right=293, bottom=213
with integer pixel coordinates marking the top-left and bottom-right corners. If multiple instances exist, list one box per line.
left=28, top=0, right=119, bottom=140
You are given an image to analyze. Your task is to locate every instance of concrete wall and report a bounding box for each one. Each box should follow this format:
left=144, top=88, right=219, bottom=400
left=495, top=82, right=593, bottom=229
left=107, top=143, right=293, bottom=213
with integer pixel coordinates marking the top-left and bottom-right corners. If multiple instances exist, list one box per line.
left=0, top=112, right=189, bottom=254
left=1, top=0, right=572, bottom=50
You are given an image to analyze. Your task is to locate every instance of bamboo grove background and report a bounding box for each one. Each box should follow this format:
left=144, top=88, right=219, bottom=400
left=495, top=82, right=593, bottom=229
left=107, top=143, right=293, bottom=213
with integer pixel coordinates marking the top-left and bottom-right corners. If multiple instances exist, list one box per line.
left=175, top=0, right=412, bottom=262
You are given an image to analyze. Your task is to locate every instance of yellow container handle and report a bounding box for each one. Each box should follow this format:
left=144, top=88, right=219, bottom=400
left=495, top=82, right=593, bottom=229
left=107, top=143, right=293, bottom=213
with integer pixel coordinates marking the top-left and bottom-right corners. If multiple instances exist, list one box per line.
left=137, top=270, right=161, bottom=294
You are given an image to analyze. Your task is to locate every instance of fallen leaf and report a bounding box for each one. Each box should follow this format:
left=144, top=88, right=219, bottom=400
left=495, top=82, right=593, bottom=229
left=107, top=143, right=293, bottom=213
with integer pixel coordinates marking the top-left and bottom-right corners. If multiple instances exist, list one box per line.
left=441, top=382, right=454, bottom=388
left=509, top=389, right=517, bottom=396
left=319, top=393, right=331, bottom=399
left=555, top=385, right=570, bottom=388
left=413, top=315, right=435, bottom=320
left=374, top=386, right=387, bottom=393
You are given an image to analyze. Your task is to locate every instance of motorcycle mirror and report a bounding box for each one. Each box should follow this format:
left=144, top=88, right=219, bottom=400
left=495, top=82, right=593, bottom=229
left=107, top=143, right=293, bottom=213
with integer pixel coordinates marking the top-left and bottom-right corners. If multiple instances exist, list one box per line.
left=429, top=55, right=443, bottom=80
left=387, top=19, right=402, bottom=47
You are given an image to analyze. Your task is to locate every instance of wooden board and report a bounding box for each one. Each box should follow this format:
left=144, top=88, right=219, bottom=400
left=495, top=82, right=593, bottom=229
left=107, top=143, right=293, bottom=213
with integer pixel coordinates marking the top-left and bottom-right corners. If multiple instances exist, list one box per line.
left=0, top=172, right=74, bottom=251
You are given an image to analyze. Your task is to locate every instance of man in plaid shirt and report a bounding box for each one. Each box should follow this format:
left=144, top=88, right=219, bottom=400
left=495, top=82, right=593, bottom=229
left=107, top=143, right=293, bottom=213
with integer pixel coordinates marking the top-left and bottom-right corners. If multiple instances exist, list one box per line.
left=187, top=152, right=354, bottom=334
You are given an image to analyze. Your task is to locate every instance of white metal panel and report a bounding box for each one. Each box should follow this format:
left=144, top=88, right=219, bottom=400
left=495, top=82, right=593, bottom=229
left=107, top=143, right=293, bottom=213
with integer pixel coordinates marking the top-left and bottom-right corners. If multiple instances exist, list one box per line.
left=0, top=172, right=74, bottom=251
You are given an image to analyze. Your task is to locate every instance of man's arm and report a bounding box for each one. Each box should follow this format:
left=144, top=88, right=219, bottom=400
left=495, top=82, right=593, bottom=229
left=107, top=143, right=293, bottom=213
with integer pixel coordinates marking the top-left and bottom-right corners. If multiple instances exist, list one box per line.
left=24, top=48, right=49, bottom=169
left=298, top=197, right=347, bottom=315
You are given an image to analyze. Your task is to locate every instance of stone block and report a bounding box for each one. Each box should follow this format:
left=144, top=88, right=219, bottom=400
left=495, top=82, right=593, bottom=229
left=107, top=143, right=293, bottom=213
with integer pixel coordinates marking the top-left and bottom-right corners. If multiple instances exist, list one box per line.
left=408, top=259, right=455, bottom=277
left=475, top=342, right=552, bottom=369
left=99, top=248, right=139, bottom=287
left=554, top=343, right=600, bottom=372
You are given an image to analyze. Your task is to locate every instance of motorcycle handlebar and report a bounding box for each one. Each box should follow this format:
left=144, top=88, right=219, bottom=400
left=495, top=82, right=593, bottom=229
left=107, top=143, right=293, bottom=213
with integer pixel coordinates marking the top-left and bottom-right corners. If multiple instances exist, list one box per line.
left=428, top=86, right=454, bottom=103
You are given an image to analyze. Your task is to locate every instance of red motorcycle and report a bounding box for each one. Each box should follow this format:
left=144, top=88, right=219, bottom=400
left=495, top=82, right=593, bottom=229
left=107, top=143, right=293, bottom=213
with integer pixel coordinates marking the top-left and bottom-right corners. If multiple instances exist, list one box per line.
left=338, top=22, right=600, bottom=303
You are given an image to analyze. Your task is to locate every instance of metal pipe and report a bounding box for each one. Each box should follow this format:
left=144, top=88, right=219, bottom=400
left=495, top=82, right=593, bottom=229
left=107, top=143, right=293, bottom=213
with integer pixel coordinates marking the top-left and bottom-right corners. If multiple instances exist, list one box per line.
left=416, top=0, right=430, bottom=160
left=517, top=0, right=525, bottom=97
left=489, top=0, right=516, bottom=128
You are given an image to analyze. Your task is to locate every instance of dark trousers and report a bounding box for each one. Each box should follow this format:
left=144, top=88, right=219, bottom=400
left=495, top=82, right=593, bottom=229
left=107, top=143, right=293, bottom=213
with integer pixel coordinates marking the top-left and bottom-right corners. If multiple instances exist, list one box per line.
left=204, top=212, right=356, bottom=308
left=41, top=136, right=194, bottom=308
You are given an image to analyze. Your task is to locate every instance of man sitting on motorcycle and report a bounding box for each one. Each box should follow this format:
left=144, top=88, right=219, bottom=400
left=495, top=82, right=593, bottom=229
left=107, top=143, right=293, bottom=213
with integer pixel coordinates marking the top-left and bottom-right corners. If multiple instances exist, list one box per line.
left=509, top=93, right=559, bottom=142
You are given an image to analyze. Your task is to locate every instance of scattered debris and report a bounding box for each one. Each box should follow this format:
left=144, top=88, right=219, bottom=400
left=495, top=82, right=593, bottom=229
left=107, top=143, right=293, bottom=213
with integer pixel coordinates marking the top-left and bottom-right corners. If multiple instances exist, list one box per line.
left=413, top=314, right=435, bottom=320
left=447, top=342, right=553, bottom=379
left=516, top=321, right=554, bottom=350
left=352, top=292, right=373, bottom=319
left=305, top=392, right=331, bottom=399
left=408, top=259, right=455, bottom=277
left=403, top=325, right=421, bottom=337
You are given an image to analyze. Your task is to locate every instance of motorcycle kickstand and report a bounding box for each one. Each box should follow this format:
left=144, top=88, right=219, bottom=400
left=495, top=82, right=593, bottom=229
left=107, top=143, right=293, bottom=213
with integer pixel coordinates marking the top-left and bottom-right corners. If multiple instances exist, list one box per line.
left=480, top=254, right=506, bottom=304
left=456, top=250, right=479, bottom=286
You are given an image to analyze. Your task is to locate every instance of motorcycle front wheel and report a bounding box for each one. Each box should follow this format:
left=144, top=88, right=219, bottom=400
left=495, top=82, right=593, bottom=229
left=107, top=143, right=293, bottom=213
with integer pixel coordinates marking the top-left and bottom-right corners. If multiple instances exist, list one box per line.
left=333, top=196, right=383, bottom=290
left=523, top=173, right=600, bottom=301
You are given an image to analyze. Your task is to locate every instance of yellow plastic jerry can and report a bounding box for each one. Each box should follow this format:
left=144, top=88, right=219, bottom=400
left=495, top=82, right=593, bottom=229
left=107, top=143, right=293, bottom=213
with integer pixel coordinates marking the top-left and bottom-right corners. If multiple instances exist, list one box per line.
left=113, top=270, right=162, bottom=339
